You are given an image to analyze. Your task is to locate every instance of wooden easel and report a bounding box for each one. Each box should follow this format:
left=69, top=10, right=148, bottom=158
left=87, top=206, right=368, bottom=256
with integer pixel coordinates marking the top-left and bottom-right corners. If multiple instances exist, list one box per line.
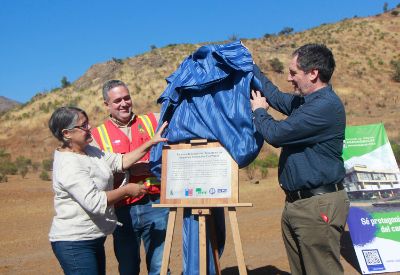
left=153, top=140, right=252, bottom=275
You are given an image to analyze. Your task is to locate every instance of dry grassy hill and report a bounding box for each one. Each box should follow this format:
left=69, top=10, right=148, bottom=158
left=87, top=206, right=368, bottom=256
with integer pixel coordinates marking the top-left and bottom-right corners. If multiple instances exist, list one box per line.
left=0, top=96, right=20, bottom=113
left=0, top=9, right=399, bottom=162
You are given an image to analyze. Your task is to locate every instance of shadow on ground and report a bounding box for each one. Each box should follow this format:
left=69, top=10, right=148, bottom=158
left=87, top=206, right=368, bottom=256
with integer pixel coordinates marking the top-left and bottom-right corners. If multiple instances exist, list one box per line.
left=222, top=265, right=290, bottom=275
left=341, top=230, right=361, bottom=274
left=220, top=230, right=361, bottom=275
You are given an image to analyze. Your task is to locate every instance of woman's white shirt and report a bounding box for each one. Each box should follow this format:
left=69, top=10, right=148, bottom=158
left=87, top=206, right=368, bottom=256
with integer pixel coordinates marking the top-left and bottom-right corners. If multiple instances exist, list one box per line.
left=49, top=145, right=123, bottom=242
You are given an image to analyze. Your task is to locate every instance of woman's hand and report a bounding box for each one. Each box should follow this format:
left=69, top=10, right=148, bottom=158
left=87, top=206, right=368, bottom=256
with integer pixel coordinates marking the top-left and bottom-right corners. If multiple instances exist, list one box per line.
left=124, top=183, right=148, bottom=198
left=106, top=183, right=147, bottom=205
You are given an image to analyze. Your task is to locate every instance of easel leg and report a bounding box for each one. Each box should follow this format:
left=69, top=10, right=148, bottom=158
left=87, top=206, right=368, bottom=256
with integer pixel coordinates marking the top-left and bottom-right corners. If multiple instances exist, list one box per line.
left=161, top=207, right=177, bottom=275
left=209, top=212, right=222, bottom=275
left=199, top=214, right=207, bottom=275
left=228, top=207, right=247, bottom=275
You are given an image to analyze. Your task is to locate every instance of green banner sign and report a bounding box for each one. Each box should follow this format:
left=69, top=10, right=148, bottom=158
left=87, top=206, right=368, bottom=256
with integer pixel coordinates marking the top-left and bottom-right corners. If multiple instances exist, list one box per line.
left=343, top=123, right=388, bottom=160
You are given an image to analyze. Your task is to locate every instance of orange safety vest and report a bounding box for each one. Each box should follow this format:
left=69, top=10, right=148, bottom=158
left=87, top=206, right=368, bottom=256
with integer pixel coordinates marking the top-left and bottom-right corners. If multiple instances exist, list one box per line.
left=91, top=113, right=160, bottom=207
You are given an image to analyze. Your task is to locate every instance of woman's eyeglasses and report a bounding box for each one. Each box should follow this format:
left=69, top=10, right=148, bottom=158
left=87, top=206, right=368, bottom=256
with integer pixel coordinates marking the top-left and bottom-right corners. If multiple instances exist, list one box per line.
left=71, top=121, right=90, bottom=131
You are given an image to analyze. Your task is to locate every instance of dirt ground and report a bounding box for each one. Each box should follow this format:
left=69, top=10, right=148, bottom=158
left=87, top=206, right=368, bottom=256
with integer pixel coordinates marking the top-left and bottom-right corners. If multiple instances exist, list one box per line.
left=0, top=170, right=391, bottom=275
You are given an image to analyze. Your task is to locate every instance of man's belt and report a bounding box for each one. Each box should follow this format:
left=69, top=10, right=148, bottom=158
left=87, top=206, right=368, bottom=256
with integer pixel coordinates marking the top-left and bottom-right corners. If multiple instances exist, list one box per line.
left=284, top=182, right=344, bottom=203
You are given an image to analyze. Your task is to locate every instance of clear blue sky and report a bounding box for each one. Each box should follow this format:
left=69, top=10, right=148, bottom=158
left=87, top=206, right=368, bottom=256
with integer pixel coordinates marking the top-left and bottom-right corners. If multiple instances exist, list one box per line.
left=1, top=0, right=398, bottom=103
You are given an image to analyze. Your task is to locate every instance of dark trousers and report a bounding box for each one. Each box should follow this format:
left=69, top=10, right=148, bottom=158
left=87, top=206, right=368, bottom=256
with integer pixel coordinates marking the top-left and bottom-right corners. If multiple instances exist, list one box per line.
left=51, top=237, right=106, bottom=275
left=113, top=195, right=169, bottom=275
left=281, top=189, right=350, bottom=275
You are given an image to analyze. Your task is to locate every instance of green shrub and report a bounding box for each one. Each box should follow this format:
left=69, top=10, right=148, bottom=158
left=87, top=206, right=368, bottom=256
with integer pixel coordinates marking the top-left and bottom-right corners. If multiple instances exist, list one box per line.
left=32, top=162, right=40, bottom=172
left=390, top=59, right=400, bottom=82
left=15, top=156, right=32, bottom=167
left=383, top=2, right=388, bottom=12
left=0, top=148, right=10, bottom=160
left=229, top=34, right=238, bottom=41
left=39, top=170, right=51, bottom=181
left=391, top=10, right=399, bottom=16
left=0, top=161, right=18, bottom=175
left=269, top=58, right=284, bottom=73
left=42, top=159, right=53, bottom=171
left=0, top=173, right=7, bottom=183
left=245, top=162, right=256, bottom=180
left=245, top=152, right=280, bottom=181
left=264, top=153, right=279, bottom=168
left=391, top=142, right=400, bottom=164
left=67, top=96, right=82, bottom=107
left=19, top=166, right=28, bottom=178
left=260, top=167, right=268, bottom=179
left=278, top=27, right=294, bottom=35
left=112, top=57, right=123, bottom=64
left=39, top=101, right=53, bottom=113
left=61, top=76, right=71, bottom=88
left=367, top=58, right=375, bottom=70
left=0, top=148, right=17, bottom=175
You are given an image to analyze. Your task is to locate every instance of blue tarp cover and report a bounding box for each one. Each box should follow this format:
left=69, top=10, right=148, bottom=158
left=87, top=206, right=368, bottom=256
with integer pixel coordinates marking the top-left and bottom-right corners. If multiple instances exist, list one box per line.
left=150, top=41, right=263, bottom=275
left=150, top=40, right=263, bottom=178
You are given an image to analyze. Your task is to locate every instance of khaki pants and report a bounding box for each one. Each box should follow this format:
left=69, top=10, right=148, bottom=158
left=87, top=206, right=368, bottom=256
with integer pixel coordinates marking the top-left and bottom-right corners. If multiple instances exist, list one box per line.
left=281, top=189, right=350, bottom=275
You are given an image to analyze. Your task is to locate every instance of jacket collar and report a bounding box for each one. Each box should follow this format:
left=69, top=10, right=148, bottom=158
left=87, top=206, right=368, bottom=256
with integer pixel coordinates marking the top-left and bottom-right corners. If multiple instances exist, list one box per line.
left=109, top=113, right=136, bottom=127
left=303, top=85, right=331, bottom=103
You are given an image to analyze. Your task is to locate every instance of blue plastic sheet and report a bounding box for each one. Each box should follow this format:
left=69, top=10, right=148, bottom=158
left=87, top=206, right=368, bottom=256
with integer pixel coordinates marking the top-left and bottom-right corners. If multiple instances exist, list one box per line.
left=150, top=40, right=263, bottom=179
left=183, top=208, right=225, bottom=275
left=150, top=41, right=263, bottom=275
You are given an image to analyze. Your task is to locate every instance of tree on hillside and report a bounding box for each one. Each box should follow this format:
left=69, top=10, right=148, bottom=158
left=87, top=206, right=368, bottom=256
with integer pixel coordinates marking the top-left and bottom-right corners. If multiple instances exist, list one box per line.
left=264, top=33, right=274, bottom=39
left=383, top=2, right=388, bottom=12
left=229, top=34, right=238, bottom=41
left=61, top=76, right=71, bottom=88
left=278, top=27, right=294, bottom=35
left=112, top=57, right=123, bottom=64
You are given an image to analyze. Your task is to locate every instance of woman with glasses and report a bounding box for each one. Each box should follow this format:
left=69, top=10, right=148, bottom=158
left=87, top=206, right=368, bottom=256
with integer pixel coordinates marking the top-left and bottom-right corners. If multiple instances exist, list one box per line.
left=48, top=106, right=167, bottom=275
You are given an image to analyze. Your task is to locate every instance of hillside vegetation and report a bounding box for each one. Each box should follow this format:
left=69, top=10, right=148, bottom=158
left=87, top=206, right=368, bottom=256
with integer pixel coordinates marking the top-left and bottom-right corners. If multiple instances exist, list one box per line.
left=0, top=9, right=399, bottom=163
left=0, top=96, right=20, bottom=113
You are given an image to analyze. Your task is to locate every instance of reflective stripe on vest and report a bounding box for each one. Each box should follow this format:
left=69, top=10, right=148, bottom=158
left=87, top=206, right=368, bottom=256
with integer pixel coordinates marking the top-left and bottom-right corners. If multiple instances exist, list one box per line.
left=137, top=115, right=158, bottom=187
left=97, top=124, right=113, bottom=152
left=138, top=115, right=155, bottom=137
left=96, top=114, right=154, bottom=152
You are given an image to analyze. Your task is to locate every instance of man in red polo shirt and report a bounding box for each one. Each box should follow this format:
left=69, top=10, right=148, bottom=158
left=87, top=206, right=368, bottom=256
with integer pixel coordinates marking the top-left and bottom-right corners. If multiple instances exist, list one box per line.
left=91, top=80, right=168, bottom=275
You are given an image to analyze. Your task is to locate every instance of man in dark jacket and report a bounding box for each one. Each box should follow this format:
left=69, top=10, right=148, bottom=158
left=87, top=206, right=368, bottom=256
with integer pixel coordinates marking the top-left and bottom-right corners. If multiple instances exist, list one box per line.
left=250, top=43, right=350, bottom=275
